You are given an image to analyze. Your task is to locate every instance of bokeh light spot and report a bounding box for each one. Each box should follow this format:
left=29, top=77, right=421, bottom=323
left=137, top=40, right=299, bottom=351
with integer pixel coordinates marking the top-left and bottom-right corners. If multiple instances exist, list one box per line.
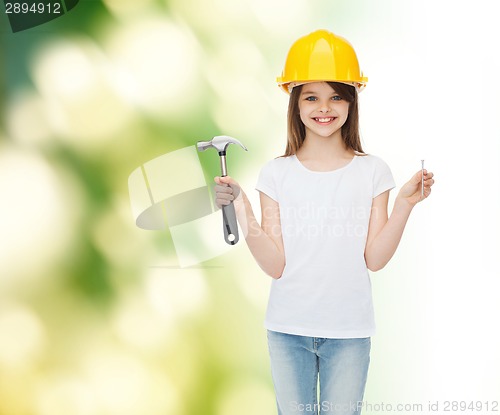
left=216, top=377, right=276, bottom=415
left=145, top=267, right=209, bottom=320
left=7, top=89, right=52, bottom=146
left=0, top=303, right=47, bottom=368
left=0, top=147, right=80, bottom=288
left=105, top=16, right=201, bottom=118
left=31, top=38, right=134, bottom=147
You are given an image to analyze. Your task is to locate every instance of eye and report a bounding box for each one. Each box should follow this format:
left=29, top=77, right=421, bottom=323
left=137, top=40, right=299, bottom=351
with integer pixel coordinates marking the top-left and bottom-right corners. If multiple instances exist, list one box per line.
left=304, top=96, right=317, bottom=101
left=331, top=95, right=342, bottom=101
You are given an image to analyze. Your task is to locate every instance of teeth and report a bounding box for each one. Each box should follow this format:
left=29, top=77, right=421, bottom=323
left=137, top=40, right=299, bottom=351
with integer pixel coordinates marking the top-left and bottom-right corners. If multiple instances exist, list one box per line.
left=316, top=117, right=333, bottom=122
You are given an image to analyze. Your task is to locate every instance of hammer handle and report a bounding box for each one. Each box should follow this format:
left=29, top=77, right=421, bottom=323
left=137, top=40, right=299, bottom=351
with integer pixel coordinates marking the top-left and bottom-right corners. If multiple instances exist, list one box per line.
left=219, top=153, right=238, bottom=245
left=222, top=202, right=239, bottom=245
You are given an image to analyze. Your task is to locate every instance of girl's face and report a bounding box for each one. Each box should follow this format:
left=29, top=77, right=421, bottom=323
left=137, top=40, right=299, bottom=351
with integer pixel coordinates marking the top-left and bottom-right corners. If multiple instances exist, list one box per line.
left=298, top=82, right=350, bottom=141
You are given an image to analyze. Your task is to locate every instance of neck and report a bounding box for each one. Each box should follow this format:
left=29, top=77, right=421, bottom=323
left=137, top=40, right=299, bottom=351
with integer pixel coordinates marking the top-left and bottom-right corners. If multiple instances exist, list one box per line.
left=297, top=131, right=352, bottom=160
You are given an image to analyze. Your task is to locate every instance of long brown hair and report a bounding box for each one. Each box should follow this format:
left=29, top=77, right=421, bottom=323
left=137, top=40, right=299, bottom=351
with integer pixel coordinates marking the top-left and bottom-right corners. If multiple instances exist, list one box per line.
left=283, top=82, right=366, bottom=156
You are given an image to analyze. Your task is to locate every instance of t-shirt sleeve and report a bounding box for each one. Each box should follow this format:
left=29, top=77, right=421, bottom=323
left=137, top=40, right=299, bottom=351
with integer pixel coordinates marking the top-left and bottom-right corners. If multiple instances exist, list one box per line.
left=255, top=160, right=278, bottom=202
left=373, top=157, right=396, bottom=198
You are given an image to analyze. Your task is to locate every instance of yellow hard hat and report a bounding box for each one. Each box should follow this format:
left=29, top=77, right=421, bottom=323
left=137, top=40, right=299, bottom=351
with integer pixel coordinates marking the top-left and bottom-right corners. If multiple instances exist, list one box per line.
left=277, top=29, right=368, bottom=94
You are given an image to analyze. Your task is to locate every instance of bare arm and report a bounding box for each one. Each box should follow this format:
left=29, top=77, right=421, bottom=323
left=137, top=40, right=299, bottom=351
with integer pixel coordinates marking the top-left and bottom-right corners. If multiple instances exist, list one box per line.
left=364, top=191, right=412, bottom=271
left=215, top=176, right=285, bottom=279
left=365, top=169, right=435, bottom=271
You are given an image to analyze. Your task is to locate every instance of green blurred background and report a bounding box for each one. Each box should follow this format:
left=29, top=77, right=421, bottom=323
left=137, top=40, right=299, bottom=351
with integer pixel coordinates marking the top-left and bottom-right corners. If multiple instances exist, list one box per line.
left=1, top=1, right=499, bottom=414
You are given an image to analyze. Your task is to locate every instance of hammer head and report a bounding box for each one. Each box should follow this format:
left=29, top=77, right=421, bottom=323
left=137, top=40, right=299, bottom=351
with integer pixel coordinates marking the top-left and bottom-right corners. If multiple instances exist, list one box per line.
left=196, top=135, right=248, bottom=155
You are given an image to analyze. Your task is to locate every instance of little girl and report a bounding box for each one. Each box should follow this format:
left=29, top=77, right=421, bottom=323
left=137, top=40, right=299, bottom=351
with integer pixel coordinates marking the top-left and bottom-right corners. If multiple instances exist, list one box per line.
left=214, top=29, right=434, bottom=415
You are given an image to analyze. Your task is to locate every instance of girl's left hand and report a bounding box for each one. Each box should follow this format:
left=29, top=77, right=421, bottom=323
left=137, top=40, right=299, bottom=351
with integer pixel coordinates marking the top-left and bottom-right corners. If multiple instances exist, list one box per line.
left=397, top=169, right=435, bottom=206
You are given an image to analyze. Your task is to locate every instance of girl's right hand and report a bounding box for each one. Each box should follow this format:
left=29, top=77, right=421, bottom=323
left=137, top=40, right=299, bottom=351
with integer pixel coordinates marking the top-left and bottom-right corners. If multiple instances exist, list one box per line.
left=214, top=176, right=242, bottom=209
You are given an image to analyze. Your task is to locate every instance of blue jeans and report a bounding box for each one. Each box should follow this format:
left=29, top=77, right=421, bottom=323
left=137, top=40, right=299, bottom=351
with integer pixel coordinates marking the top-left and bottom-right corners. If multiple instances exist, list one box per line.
left=267, top=330, right=371, bottom=415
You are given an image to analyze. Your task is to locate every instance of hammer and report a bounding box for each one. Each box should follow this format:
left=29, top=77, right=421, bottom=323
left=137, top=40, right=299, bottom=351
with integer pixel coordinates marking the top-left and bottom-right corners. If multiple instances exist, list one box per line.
left=197, top=135, right=248, bottom=245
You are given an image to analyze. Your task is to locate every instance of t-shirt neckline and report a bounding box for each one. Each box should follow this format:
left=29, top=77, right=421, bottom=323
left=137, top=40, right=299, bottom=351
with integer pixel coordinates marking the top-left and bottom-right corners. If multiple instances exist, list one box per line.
left=291, top=154, right=358, bottom=174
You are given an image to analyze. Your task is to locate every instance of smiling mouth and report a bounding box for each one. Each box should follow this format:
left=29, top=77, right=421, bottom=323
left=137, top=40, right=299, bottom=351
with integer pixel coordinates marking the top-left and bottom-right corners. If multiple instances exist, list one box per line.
left=313, top=117, right=336, bottom=124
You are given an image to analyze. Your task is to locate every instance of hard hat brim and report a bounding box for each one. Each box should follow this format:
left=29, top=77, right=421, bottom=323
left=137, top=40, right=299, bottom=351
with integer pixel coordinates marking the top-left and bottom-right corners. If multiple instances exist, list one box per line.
left=278, top=79, right=368, bottom=94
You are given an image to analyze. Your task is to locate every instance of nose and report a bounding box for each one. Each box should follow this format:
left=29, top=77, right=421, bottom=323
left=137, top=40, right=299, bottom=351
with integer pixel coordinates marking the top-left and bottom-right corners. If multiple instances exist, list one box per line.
left=319, top=100, right=331, bottom=113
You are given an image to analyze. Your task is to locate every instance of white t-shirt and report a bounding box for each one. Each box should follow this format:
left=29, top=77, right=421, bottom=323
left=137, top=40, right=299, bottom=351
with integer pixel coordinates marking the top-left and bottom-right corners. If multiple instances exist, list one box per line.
left=255, top=153, right=396, bottom=338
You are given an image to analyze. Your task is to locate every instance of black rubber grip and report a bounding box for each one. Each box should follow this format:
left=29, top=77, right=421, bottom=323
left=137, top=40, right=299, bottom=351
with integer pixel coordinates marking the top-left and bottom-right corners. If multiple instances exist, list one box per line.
left=222, top=202, right=239, bottom=245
